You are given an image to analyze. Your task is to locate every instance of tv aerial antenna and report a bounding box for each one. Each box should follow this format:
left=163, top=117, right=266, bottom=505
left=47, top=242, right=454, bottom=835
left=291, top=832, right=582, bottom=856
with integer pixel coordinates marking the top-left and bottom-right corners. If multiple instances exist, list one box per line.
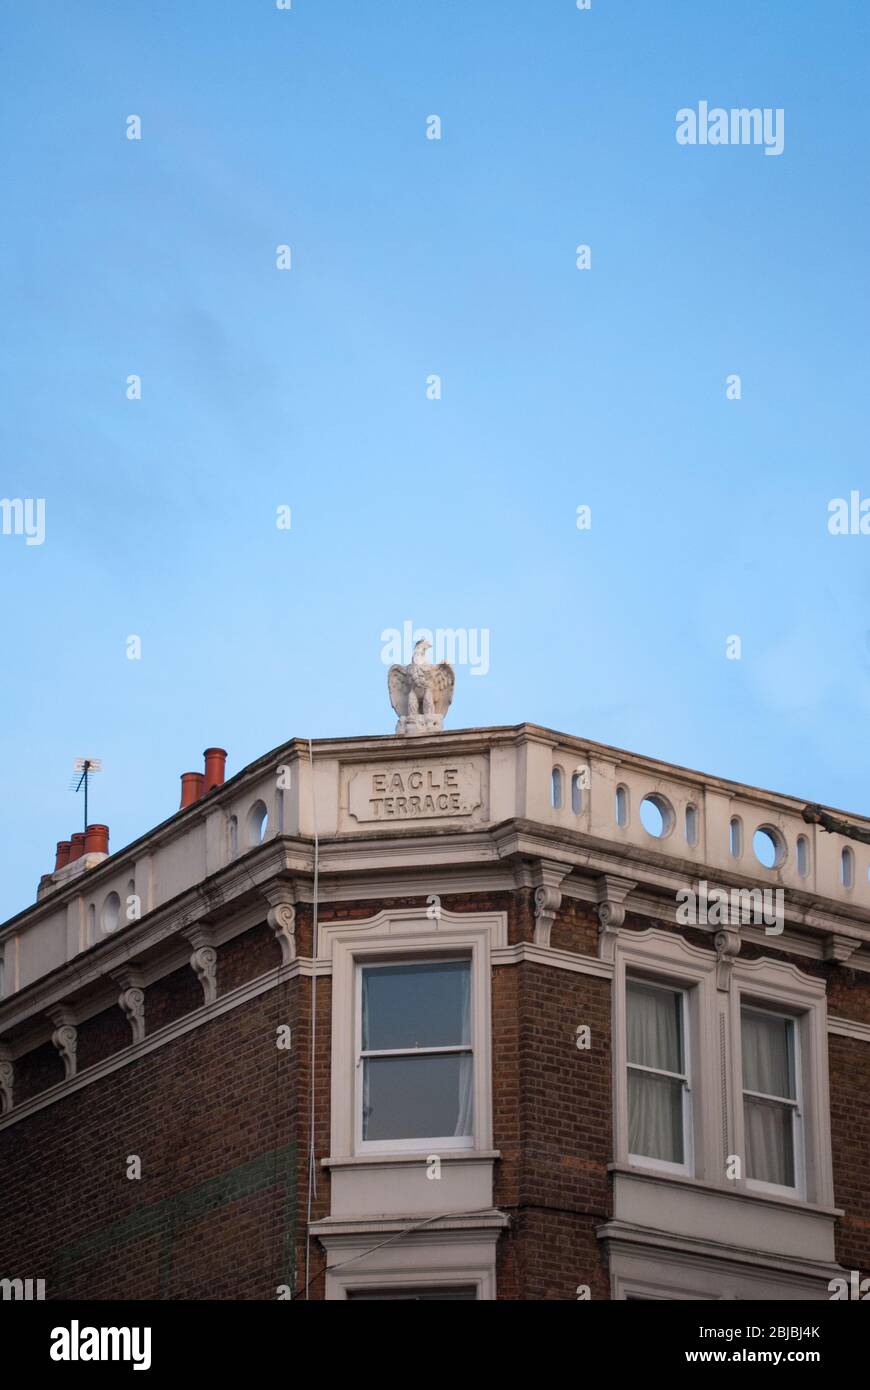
left=68, top=758, right=102, bottom=832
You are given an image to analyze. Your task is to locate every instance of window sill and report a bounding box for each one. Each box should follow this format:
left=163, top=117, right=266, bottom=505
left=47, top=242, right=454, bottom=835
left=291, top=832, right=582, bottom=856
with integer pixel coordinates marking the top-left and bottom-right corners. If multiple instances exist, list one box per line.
left=608, top=1162, right=841, bottom=1220
left=324, top=1150, right=500, bottom=1220
left=608, top=1165, right=841, bottom=1266
left=323, top=1149, right=500, bottom=1169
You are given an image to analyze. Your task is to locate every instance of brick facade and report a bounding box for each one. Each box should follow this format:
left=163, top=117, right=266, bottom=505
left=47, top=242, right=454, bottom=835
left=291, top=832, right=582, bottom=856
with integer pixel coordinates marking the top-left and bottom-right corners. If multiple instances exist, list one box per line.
left=2, top=891, right=866, bottom=1299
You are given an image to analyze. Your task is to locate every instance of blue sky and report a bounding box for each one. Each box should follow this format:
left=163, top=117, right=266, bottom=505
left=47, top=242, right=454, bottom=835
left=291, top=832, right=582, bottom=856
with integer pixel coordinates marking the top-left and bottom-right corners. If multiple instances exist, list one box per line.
left=1, top=0, right=868, bottom=920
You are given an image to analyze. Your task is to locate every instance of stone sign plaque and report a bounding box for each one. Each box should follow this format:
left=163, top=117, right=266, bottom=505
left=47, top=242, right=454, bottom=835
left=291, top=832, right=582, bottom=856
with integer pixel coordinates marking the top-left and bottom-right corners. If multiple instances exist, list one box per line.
left=346, top=758, right=483, bottom=825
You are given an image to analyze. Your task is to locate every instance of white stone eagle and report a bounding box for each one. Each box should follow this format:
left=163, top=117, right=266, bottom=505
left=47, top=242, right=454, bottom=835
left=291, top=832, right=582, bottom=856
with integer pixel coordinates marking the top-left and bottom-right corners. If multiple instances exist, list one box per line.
left=388, top=639, right=455, bottom=736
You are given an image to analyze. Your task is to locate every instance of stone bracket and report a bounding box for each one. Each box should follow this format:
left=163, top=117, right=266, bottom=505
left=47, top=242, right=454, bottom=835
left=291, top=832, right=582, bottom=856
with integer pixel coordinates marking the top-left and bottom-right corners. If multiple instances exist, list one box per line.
left=532, top=860, right=573, bottom=948
left=596, top=874, right=637, bottom=961
left=48, top=1005, right=78, bottom=1081
left=714, top=927, right=741, bottom=992
left=182, top=925, right=218, bottom=1006
left=111, top=966, right=146, bottom=1045
left=261, top=884, right=298, bottom=965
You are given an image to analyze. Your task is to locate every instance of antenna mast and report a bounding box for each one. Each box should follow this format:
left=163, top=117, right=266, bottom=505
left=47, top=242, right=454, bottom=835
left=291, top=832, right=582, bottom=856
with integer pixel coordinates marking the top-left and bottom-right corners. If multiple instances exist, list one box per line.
left=69, top=758, right=103, bottom=831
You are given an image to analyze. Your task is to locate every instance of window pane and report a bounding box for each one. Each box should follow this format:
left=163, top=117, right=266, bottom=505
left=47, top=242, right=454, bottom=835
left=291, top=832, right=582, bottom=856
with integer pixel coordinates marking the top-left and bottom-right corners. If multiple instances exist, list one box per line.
left=742, top=1011, right=793, bottom=1099
left=745, top=1098, right=795, bottom=1186
left=362, top=961, right=470, bottom=1051
left=628, top=1070, right=684, bottom=1163
left=363, top=1053, right=473, bottom=1141
left=627, top=983, right=682, bottom=1073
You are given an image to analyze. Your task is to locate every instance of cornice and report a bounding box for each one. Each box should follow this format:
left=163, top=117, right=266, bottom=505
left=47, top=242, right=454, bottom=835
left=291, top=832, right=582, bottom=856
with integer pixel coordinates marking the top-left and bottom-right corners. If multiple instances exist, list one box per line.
left=2, top=818, right=869, bottom=1039
left=8, top=721, right=870, bottom=944
left=828, top=1014, right=870, bottom=1044
left=596, top=1219, right=843, bottom=1283
left=0, top=849, right=290, bottom=1040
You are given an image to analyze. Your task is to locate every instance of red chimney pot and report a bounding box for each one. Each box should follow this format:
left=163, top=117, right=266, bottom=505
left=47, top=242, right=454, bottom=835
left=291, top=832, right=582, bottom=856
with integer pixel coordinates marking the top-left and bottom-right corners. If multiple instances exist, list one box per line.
left=203, top=747, right=227, bottom=792
left=84, top=824, right=110, bottom=856
left=69, top=832, right=86, bottom=862
left=180, top=772, right=205, bottom=808
left=55, top=841, right=71, bottom=872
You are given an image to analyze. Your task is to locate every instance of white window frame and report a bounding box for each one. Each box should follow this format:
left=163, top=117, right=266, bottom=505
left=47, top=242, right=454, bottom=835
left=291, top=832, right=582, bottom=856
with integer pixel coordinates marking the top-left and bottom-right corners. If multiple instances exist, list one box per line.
left=355, top=955, right=474, bottom=1154
left=728, top=954, right=833, bottom=1207
left=613, top=927, right=834, bottom=1208
left=343, top=1281, right=480, bottom=1300
left=321, top=1228, right=500, bottom=1300
left=614, top=934, right=718, bottom=1182
left=625, top=978, right=694, bottom=1178
left=324, top=908, right=503, bottom=1161
left=737, top=1001, right=806, bottom=1200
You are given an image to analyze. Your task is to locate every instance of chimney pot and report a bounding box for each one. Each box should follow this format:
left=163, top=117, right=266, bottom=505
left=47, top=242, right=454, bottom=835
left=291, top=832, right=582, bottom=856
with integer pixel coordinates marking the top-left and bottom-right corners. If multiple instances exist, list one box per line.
left=203, top=747, right=227, bottom=792
left=69, top=832, right=86, bottom=862
left=84, top=824, right=110, bottom=856
left=180, top=772, right=205, bottom=808
left=54, top=841, right=72, bottom=872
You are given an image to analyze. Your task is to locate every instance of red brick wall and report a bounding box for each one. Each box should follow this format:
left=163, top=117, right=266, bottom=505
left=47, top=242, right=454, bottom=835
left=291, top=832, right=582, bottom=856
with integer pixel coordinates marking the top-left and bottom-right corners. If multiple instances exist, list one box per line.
left=1, top=890, right=869, bottom=1302
left=0, top=980, right=299, bottom=1300
left=144, top=964, right=202, bottom=1035
left=549, top=899, right=600, bottom=956
left=76, top=1005, right=133, bottom=1072
left=511, top=959, right=612, bottom=1299
left=218, top=921, right=282, bottom=995
left=828, top=1033, right=870, bottom=1279
left=13, top=1039, right=65, bottom=1105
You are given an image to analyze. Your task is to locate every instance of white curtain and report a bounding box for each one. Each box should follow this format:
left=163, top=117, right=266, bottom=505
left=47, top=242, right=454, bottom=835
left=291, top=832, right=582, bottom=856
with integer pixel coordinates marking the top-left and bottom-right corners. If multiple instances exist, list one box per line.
left=627, top=983, right=681, bottom=1071
left=744, top=1099, right=792, bottom=1185
left=742, top=1011, right=794, bottom=1185
left=627, top=984, right=683, bottom=1163
left=454, top=966, right=473, bottom=1137
left=742, top=1011, right=791, bottom=1096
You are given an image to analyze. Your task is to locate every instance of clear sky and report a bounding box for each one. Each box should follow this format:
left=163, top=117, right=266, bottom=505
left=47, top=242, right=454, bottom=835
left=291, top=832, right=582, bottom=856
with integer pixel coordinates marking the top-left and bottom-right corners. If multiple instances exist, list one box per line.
left=1, top=0, right=868, bottom=920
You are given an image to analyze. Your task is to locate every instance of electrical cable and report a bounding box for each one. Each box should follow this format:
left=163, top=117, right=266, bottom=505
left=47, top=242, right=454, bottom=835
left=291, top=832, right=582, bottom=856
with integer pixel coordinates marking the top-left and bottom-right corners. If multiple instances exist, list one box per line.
left=292, top=1208, right=501, bottom=1300
left=304, top=737, right=319, bottom=1298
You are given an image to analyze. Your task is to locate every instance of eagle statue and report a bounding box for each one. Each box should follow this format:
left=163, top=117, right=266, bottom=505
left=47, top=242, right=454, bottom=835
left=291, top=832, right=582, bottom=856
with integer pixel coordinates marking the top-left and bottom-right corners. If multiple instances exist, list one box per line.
left=388, top=639, right=455, bottom=736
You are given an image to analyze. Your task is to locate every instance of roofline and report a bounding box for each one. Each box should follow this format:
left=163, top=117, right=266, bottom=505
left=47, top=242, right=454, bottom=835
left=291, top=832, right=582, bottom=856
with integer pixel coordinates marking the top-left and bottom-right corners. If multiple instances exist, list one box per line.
left=2, top=721, right=867, bottom=935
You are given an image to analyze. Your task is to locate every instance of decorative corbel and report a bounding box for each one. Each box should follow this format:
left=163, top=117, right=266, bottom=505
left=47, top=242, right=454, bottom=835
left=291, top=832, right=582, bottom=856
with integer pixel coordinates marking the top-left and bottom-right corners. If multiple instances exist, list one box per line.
left=0, top=1043, right=13, bottom=1114
left=596, top=874, right=636, bottom=961
left=823, top=933, right=863, bottom=965
left=261, top=884, right=297, bottom=965
left=48, top=1005, right=78, bottom=1081
left=714, top=927, right=741, bottom=991
left=532, top=860, right=573, bottom=947
left=111, top=966, right=146, bottom=1045
left=182, top=925, right=218, bottom=1006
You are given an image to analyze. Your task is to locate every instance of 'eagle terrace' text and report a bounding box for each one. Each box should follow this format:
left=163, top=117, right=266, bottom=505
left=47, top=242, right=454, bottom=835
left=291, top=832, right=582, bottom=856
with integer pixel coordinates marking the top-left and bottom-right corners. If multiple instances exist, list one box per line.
left=368, top=766, right=464, bottom=818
